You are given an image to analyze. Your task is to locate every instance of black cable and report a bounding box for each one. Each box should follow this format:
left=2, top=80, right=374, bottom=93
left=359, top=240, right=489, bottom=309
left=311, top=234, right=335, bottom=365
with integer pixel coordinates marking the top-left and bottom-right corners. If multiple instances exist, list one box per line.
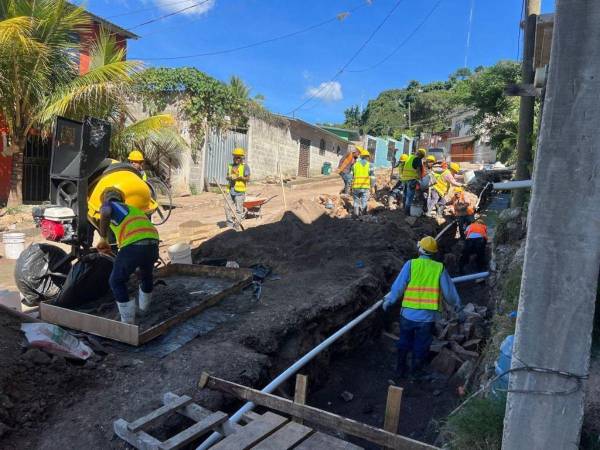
left=129, top=0, right=212, bottom=31
left=134, top=3, right=367, bottom=61
left=516, top=0, right=525, bottom=60
left=347, top=0, right=444, bottom=73
left=287, top=0, right=405, bottom=115
left=105, top=0, right=201, bottom=19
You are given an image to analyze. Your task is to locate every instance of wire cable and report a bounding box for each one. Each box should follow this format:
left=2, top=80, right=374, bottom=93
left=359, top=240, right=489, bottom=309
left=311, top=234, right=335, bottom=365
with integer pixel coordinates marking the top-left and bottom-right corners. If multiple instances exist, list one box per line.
left=347, top=0, right=444, bottom=73
left=129, top=0, right=212, bottom=30
left=105, top=0, right=202, bottom=19
left=134, top=2, right=368, bottom=61
left=287, top=0, right=405, bottom=115
left=464, top=0, right=475, bottom=68
left=516, top=0, right=526, bottom=60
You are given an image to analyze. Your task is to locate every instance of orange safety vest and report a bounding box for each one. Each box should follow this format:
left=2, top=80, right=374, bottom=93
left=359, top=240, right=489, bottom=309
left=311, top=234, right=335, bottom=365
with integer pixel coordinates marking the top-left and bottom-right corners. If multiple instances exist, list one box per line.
left=466, top=222, right=488, bottom=240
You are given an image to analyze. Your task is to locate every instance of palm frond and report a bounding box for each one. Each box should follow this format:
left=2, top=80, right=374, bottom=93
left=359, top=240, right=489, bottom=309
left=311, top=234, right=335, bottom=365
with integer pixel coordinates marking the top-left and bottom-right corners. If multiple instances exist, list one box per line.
left=0, top=16, right=43, bottom=54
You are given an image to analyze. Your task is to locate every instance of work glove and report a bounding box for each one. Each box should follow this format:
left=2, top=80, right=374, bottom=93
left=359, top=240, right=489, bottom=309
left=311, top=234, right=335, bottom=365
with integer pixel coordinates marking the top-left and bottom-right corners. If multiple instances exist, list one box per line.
left=96, top=239, right=113, bottom=256
left=381, top=296, right=391, bottom=311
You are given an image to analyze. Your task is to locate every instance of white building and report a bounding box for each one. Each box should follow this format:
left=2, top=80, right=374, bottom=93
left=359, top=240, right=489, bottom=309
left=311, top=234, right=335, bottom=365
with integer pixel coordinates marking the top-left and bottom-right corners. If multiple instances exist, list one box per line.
left=445, top=109, right=496, bottom=164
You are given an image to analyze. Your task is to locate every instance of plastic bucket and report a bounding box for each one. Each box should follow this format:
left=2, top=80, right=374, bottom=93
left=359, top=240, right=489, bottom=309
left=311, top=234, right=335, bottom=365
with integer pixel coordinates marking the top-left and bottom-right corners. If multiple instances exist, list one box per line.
left=168, top=243, right=192, bottom=264
left=2, top=232, right=26, bottom=260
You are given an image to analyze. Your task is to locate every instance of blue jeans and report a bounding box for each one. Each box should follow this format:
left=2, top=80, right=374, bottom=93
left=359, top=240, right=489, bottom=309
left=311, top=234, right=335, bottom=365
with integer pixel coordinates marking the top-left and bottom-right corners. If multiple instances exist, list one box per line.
left=109, top=241, right=159, bottom=303
left=340, top=172, right=352, bottom=194
left=353, top=189, right=369, bottom=216
left=397, top=317, right=434, bottom=361
left=403, top=180, right=417, bottom=214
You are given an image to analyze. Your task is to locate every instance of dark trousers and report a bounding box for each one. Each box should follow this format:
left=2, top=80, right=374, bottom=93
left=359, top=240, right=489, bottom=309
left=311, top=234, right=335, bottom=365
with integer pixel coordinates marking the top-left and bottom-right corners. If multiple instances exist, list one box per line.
left=109, top=242, right=159, bottom=303
left=460, top=237, right=487, bottom=272
left=397, top=317, right=434, bottom=361
left=457, top=215, right=474, bottom=239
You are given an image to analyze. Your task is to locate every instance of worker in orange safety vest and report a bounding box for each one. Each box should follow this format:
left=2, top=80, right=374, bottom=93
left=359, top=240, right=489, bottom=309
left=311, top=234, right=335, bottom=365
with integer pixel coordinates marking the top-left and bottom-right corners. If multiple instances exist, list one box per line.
left=459, top=218, right=488, bottom=273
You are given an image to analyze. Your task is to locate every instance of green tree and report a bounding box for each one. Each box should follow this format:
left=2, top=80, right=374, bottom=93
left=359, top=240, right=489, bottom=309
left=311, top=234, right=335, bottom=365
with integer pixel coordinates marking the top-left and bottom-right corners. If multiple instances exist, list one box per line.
left=229, top=75, right=250, bottom=100
left=343, top=105, right=362, bottom=129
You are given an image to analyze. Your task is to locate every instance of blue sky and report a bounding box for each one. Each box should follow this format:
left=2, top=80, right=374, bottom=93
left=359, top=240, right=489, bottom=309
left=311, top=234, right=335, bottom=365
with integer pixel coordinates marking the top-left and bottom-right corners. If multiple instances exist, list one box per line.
left=81, top=0, right=554, bottom=124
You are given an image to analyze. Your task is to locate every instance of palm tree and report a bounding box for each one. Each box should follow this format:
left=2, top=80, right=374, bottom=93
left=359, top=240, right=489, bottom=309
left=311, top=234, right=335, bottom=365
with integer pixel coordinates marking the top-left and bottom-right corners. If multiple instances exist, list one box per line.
left=0, top=0, right=183, bottom=205
left=229, top=75, right=250, bottom=100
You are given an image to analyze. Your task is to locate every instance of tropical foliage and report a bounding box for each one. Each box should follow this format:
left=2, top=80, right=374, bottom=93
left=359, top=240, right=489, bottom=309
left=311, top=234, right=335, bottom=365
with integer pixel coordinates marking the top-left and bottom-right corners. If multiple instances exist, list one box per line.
left=0, top=0, right=184, bottom=205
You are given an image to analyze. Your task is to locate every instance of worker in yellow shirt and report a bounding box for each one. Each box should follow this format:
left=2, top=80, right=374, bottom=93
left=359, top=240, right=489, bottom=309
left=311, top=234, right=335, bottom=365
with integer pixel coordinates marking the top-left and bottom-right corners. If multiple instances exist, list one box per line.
left=128, top=150, right=148, bottom=181
left=389, top=153, right=409, bottom=208
left=427, top=162, right=464, bottom=217
left=225, top=148, right=251, bottom=230
left=352, top=146, right=374, bottom=217
left=401, top=148, right=427, bottom=215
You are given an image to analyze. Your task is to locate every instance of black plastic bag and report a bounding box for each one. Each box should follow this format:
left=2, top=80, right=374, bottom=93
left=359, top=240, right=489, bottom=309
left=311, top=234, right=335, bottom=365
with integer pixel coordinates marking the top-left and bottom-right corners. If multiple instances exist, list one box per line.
left=15, top=244, right=72, bottom=306
left=53, top=253, right=113, bottom=307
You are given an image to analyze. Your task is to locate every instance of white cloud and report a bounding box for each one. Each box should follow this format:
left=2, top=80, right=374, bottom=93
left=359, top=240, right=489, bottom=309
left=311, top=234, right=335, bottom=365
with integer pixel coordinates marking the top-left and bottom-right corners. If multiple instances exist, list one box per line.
left=154, top=0, right=216, bottom=16
left=305, top=81, right=343, bottom=102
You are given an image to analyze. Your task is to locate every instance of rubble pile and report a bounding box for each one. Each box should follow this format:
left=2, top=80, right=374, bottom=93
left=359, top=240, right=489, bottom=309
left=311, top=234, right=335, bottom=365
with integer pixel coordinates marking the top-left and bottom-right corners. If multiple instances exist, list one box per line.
left=429, top=302, right=489, bottom=382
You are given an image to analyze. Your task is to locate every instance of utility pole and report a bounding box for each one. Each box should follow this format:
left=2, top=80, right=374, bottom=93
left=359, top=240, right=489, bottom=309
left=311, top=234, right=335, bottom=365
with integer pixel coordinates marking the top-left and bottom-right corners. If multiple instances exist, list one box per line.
left=512, top=0, right=540, bottom=207
left=502, top=1, right=600, bottom=449
left=408, top=102, right=412, bottom=129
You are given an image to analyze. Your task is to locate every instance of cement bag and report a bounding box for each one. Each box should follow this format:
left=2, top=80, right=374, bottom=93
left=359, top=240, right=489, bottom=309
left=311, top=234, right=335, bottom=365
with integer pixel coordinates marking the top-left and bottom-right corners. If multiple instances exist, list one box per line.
left=21, top=323, right=94, bottom=360
left=53, top=253, right=113, bottom=307
left=15, top=244, right=72, bottom=306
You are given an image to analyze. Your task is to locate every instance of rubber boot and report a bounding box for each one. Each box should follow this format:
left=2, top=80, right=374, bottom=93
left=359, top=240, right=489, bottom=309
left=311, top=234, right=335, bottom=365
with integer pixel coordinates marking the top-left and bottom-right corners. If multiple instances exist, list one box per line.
left=117, top=299, right=137, bottom=324
left=396, top=350, right=409, bottom=379
left=138, top=288, right=152, bottom=313
left=410, top=358, right=428, bottom=381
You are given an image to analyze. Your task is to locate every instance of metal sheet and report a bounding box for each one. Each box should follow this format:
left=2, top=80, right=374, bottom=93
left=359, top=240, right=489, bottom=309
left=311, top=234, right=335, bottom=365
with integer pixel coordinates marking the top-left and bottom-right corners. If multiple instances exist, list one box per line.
left=205, top=129, right=248, bottom=186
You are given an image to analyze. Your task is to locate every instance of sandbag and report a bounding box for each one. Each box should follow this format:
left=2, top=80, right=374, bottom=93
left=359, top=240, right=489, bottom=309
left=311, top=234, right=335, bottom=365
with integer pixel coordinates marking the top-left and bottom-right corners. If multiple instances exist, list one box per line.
left=53, top=253, right=113, bottom=307
left=15, top=244, right=71, bottom=306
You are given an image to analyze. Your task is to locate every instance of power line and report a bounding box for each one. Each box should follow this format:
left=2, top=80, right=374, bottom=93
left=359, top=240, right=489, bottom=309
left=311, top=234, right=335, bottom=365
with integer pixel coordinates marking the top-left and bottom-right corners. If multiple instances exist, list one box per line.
left=464, top=0, right=475, bottom=68
left=134, top=3, right=368, bottom=61
left=129, top=0, right=212, bottom=30
left=347, top=0, right=444, bottom=73
left=106, top=0, right=200, bottom=19
left=516, top=0, right=525, bottom=60
left=287, top=0, right=405, bottom=115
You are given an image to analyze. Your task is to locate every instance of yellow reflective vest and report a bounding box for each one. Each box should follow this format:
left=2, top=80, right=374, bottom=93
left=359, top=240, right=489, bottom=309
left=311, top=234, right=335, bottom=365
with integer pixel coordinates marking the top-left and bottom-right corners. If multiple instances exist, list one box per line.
left=400, top=155, right=418, bottom=181
left=401, top=258, right=444, bottom=311
left=109, top=204, right=159, bottom=249
left=352, top=160, right=371, bottom=189
left=228, top=163, right=247, bottom=193
left=433, top=169, right=452, bottom=196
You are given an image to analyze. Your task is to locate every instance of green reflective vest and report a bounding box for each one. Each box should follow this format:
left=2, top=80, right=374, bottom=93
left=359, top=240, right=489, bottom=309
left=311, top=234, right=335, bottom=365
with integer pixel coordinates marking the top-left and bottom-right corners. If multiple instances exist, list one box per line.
left=352, top=160, right=371, bottom=189
left=228, top=163, right=246, bottom=193
left=109, top=205, right=159, bottom=249
left=433, top=169, right=452, bottom=196
left=401, top=155, right=418, bottom=181
left=402, top=258, right=444, bottom=311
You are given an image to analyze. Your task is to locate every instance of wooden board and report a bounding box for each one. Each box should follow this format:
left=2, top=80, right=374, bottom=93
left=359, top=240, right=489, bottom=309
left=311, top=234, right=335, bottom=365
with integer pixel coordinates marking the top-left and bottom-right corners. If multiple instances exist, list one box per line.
left=251, top=421, right=313, bottom=450
left=159, top=411, right=228, bottom=450
left=294, top=432, right=363, bottom=450
left=211, top=412, right=287, bottom=450
left=128, top=395, right=192, bottom=432
left=40, top=264, right=253, bottom=346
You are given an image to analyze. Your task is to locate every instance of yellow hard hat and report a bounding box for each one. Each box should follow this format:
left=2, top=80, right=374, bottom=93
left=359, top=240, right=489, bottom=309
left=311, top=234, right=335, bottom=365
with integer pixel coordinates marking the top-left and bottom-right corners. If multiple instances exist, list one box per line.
left=450, top=162, right=461, bottom=172
left=232, top=148, right=245, bottom=157
left=426, top=155, right=436, bottom=163
left=416, top=148, right=427, bottom=157
left=399, top=154, right=409, bottom=162
left=454, top=187, right=464, bottom=194
left=356, top=146, right=370, bottom=157
left=418, top=236, right=438, bottom=254
left=128, top=150, right=144, bottom=162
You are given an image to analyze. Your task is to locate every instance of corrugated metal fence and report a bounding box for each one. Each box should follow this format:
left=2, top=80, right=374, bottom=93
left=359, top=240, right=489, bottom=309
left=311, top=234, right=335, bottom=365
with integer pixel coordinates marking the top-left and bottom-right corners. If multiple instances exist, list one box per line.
left=204, top=129, right=248, bottom=186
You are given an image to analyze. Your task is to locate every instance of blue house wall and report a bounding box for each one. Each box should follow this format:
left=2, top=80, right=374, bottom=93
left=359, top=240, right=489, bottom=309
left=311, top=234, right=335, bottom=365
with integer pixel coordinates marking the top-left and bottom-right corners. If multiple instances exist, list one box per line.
left=365, top=135, right=413, bottom=168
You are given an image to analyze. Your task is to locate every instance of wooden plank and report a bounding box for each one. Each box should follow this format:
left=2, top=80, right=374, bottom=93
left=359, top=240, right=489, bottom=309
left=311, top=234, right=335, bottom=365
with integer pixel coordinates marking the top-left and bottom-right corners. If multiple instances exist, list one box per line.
left=40, top=302, right=139, bottom=345
left=114, top=418, right=162, bottom=449
left=128, top=395, right=192, bottom=432
left=293, top=374, right=308, bottom=424
left=295, top=432, right=362, bottom=450
left=159, top=411, right=228, bottom=450
left=504, top=83, right=543, bottom=97
left=251, top=421, right=313, bottom=450
left=211, top=412, right=288, bottom=450
left=198, top=373, right=439, bottom=450
left=383, top=386, right=403, bottom=436
left=156, top=264, right=253, bottom=283
left=139, top=276, right=251, bottom=344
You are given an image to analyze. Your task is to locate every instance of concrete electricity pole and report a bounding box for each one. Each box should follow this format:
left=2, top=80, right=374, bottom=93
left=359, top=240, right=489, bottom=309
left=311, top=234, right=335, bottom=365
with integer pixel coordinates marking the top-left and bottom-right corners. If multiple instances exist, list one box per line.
left=512, top=0, right=541, bottom=207
left=502, top=1, right=600, bottom=449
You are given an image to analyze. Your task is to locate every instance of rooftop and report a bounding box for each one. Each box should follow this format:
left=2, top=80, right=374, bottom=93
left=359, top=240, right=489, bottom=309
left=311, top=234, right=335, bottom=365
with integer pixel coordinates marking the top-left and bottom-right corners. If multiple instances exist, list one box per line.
left=68, top=2, right=139, bottom=40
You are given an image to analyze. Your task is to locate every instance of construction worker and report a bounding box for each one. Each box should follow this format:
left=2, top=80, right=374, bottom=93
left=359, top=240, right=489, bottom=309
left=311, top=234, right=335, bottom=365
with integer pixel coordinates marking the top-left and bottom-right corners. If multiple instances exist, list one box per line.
left=337, top=148, right=359, bottom=195
left=427, top=162, right=464, bottom=217
left=389, top=153, right=409, bottom=207
left=451, top=187, right=476, bottom=239
left=401, top=148, right=427, bottom=215
left=352, top=146, right=374, bottom=217
left=460, top=218, right=488, bottom=273
left=128, top=150, right=147, bottom=181
left=96, top=188, right=159, bottom=324
left=382, top=236, right=461, bottom=378
left=420, top=155, right=438, bottom=190
left=225, top=148, right=251, bottom=230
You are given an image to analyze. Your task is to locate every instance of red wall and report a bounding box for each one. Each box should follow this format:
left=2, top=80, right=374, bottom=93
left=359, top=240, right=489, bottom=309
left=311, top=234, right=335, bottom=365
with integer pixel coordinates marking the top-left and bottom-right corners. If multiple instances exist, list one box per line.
left=79, top=23, right=128, bottom=75
left=0, top=124, right=12, bottom=205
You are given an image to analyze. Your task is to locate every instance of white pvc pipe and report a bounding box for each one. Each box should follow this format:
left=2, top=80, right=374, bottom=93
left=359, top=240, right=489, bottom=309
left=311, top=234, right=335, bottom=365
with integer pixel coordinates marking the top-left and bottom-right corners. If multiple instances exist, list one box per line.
left=197, top=273, right=488, bottom=449
left=492, top=180, right=533, bottom=190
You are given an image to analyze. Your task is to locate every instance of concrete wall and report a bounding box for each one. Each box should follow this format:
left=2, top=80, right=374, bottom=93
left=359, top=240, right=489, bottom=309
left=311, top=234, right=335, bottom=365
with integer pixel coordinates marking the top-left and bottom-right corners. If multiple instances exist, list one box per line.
left=289, top=121, right=348, bottom=177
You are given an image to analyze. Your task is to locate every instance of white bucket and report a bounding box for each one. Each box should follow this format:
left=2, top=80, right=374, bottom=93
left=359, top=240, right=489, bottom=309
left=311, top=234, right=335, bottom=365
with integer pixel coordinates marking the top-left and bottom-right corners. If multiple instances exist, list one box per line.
left=463, top=170, right=476, bottom=185
left=168, top=242, right=192, bottom=264
left=410, top=205, right=424, bottom=217
left=2, top=232, right=26, bottom=260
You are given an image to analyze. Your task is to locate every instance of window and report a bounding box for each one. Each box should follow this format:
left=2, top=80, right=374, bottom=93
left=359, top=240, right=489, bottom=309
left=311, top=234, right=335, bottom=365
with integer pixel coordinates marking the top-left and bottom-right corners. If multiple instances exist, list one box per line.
left=319, top=138, right=326, bottom=156
left=367, top=138, right=376, bottom=159
left=387, top=141, right=396, bottom=161
left=336, top=145, right=341, bottom=156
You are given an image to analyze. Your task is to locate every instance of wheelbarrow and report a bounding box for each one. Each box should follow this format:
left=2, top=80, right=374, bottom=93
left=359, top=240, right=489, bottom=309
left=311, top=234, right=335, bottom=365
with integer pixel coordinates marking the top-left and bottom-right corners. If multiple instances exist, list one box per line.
left=243, top=195, right=277, bottom=219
